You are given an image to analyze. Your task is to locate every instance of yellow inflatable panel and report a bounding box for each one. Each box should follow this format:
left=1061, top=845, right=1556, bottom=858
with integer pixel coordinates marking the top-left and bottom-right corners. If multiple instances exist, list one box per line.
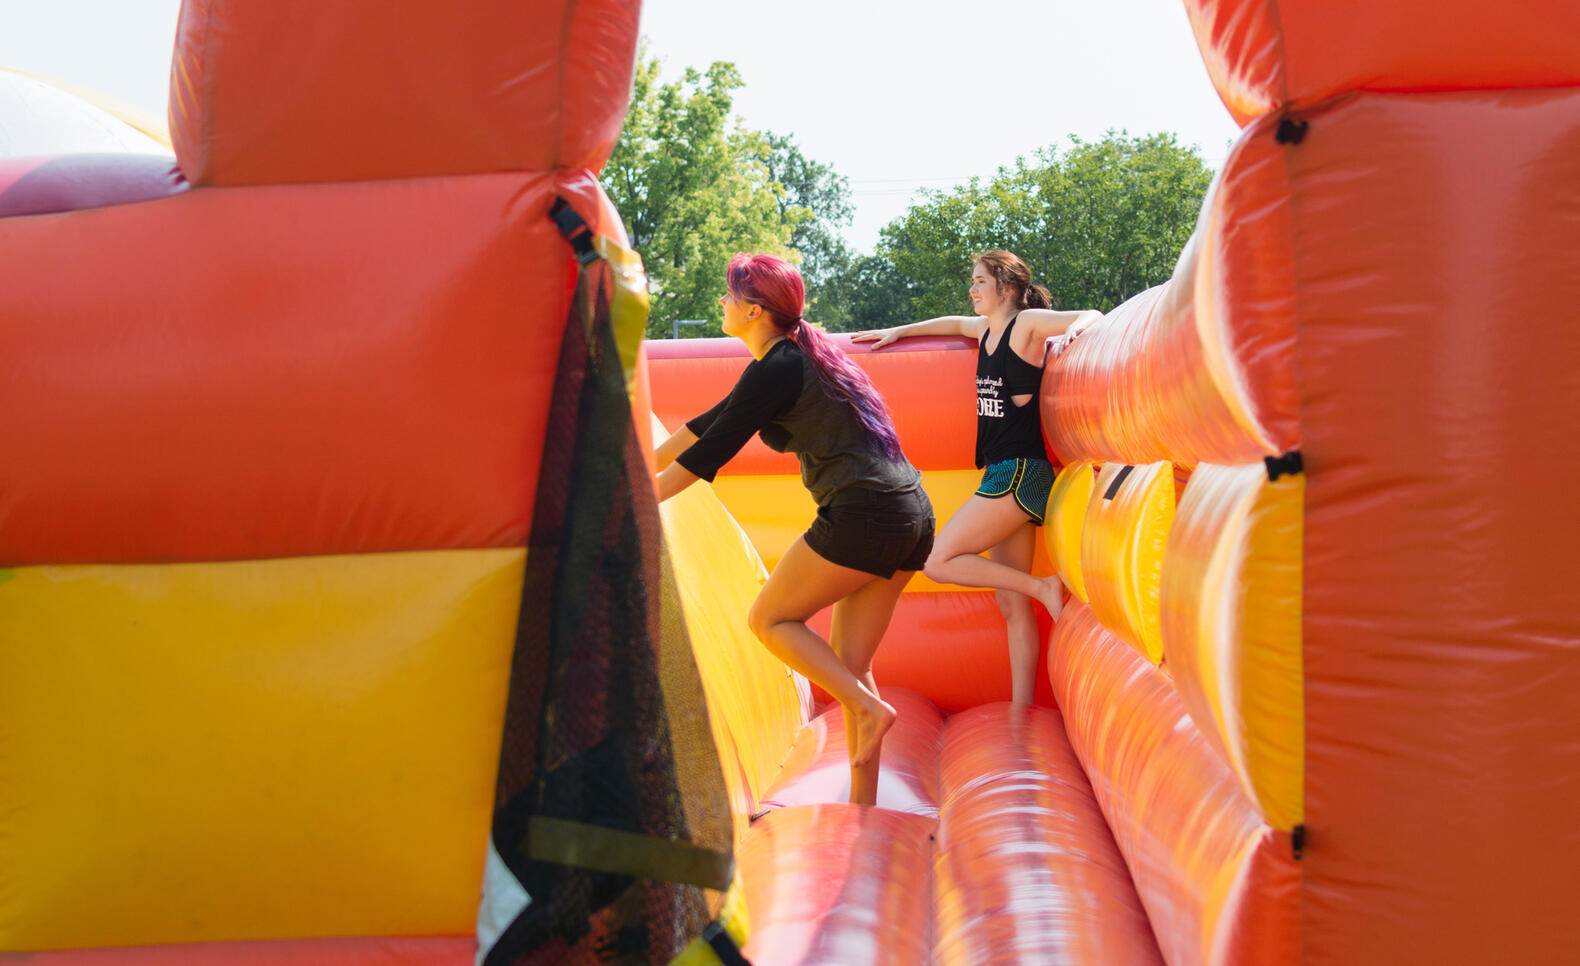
left=0, top=549, right=522, bottom=950
left=1043, top=461, right=1096, bottom=602
left=706, top=475, right=816, bottom=578
left=1081, top=462, right=1176, bottom=663
left=594, top=226, right=653, bottom=401
left=1163, top=463, right=1304, bottom=830
left=657, top=423, right=808, bottom=833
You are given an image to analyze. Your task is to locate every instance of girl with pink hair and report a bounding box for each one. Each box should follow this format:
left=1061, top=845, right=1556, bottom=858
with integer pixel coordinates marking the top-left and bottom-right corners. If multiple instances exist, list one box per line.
left=655, top=253, right=934, bottom=806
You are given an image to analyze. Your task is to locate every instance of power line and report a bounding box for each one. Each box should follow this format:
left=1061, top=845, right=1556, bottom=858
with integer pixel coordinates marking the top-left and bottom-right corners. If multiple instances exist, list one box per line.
left=847, top=176, right=980, bottom=185
left=849, top=188, right=959, bottom=197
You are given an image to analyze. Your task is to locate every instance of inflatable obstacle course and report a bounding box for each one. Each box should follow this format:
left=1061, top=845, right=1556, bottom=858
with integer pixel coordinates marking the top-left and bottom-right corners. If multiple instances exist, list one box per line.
left=3, top=0, right=1579, bottom=962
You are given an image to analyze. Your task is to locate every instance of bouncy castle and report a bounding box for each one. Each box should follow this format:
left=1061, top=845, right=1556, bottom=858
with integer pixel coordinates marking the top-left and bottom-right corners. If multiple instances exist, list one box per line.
left=3, top=0, right=1579, bottom=963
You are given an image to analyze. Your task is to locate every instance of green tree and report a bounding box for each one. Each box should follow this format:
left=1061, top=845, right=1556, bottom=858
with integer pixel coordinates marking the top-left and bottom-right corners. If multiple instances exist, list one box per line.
left=604, top=57, right=857, bottom=339
left=758, top=131, right=854, bottom=323
left=813, top=255, right=916, bottom=332
left=604, top=56, right=792, bottom=338
left=878, top=131, right=1212, bottom=320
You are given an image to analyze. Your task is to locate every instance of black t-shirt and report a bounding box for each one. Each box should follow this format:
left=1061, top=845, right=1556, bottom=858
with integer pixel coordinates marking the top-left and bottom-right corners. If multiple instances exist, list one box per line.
left=676, top=339, right=922, bottom=505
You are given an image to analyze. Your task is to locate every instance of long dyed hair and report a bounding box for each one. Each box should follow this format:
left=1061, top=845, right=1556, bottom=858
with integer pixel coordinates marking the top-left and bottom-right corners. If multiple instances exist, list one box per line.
left=726, top=253, right=902, bottom=461
left=974, top=249, right=1052, bottom=309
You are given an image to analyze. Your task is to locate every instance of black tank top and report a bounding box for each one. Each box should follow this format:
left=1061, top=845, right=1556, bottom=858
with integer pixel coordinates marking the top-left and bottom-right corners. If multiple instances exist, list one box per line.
left=974, top=314, right=1047, bottom=467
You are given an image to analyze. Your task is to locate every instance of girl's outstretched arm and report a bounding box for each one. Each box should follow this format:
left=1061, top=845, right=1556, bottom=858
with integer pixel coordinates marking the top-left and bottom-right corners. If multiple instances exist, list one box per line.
left=1015, top=308, right=1103, bottom=344
left=852, top=315, right=986, bottom=349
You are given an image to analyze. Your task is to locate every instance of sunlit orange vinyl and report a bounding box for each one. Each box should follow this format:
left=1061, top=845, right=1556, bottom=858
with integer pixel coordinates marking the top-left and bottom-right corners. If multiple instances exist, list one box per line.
left=738, top=805, right=936, bottom=966
left=759, top=689, right=943, bottom=817
left=806, top=590, right=1057, bottom=712
left=1043, top=287, right=1170, bottom=465
left=1043, top=227, right=1295, bottom=469
left=647, top=335, right=979, bottom=473
left=648, top=351, right=794, bottom=475
left=1287, top=90, right=1580, bottom=962
left=1047, top=603, right=1299, bottom=965
left=1189, top=127, right=1301, bottom=458
left=1183, top=0, right=1580, bottom=126
left=1148, top=229, right=1291, bottom=463
left=935, top=705, right=1162, bottom=965
left=169, top=0, right=641, bottom=185
left=0, top=172, right=571, bottom=565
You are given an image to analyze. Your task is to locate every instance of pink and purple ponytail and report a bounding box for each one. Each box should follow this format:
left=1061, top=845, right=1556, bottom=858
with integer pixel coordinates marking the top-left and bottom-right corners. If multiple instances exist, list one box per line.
left=726, top=253, right=902, bottom=461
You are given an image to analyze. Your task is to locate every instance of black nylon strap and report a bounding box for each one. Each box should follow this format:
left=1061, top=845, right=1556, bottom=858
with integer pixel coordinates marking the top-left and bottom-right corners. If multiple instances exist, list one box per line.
left=704, top=920, right=754, bottom=966
left=1275, top=118, right=1309, bottom=145
left=1264, top=451, right=1304, bottom=481
left=1103, top=464, right=1135, bottom=500
left=549, top=197, right=599, bottom=266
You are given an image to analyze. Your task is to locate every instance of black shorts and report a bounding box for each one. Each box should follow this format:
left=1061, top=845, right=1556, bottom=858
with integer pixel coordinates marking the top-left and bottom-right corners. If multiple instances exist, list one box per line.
left=804, top=486, right=935, bottom=579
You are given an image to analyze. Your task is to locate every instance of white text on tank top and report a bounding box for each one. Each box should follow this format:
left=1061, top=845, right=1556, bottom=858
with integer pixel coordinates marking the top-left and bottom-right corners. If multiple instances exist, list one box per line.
left=977, top=374, right=1005, bottom=418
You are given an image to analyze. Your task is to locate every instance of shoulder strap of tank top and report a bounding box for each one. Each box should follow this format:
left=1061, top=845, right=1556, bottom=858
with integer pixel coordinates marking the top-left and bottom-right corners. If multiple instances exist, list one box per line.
left=985, top=314, right=1017, bottom=357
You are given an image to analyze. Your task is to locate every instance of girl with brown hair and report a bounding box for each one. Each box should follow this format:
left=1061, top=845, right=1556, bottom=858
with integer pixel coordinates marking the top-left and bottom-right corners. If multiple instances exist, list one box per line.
left=853, top=250, right=1099, bottom=705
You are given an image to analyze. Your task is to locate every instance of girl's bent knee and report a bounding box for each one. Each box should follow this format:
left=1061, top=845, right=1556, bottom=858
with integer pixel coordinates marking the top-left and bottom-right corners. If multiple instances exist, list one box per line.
left=746, top=602, right=777, bottom=641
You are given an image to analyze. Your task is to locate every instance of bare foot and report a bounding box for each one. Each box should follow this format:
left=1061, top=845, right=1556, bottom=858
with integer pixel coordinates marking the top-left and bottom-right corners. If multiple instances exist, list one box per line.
left=847, top=694, right=897, bottom=767
left=1035, top=575, right=1065, bottom=622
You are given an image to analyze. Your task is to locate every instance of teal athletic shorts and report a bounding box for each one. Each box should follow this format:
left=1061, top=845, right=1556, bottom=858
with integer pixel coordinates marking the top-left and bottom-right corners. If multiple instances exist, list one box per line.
left=976, top=457, right=1055, bottom=526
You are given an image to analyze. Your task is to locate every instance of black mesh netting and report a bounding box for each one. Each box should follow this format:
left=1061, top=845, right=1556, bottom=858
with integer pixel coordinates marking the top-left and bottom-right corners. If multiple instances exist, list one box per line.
left=484, top=225, right=735, bottom=965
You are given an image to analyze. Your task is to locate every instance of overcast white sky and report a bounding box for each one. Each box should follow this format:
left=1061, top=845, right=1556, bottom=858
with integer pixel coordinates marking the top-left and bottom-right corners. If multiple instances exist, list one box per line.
left=0, top=0, right=1243, bottom=253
